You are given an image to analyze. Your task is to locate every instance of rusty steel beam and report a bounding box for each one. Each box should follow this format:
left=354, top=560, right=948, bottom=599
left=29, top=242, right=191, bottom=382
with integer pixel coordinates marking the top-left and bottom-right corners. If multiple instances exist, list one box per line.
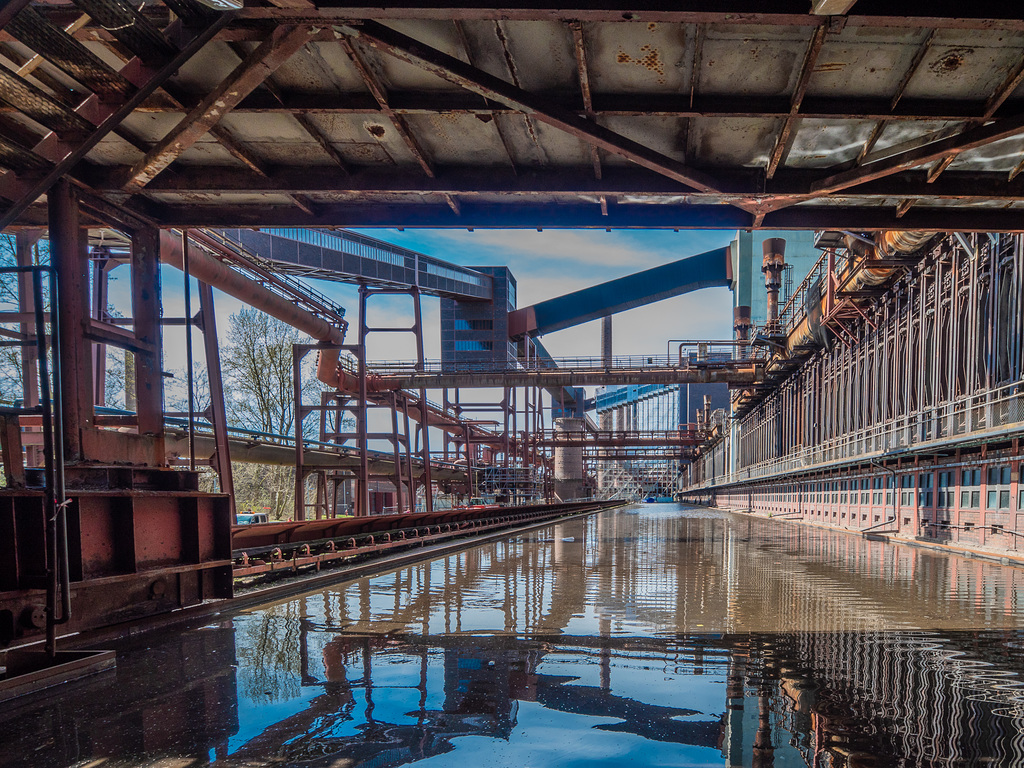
left=339, top=35, right=436, bottom=178
left=336, top=20, right=730, bottom=197
left=452, top=19, right=518, bottom=174
left=362, top=367, right=761, bottom=390
left=48, top=178, right=92, bottom=462
left=679, top=22, right=704, bottom=164
left=891, top=30, right=935, bottom=112
left=293, top=112, right=350, bottom=173
left=568, top=20, right=601, bottom=180
left=766, top=24, right=826, bottom=180
left=791, top=111, right=1024, bottom=204
left=196, top=279, right=235, bottom=518
left=139, top=199, right=1024, bottom=231
left=0, top=90, right=1007, bottom=123
left=121, top=24, right=318, bottom=193
left=0, top=13, right=233, bottom=230
left=208, top=124, right=269, bottom=176
left=131, top=227, right=164, bottom=446
left=87, top=164, right=1024, bottom=203
left=984, top=56, right=1024, bottom=119
left=924, top=51, right=1024, bottom=186
left=233, top=5, right=1024, bottom=30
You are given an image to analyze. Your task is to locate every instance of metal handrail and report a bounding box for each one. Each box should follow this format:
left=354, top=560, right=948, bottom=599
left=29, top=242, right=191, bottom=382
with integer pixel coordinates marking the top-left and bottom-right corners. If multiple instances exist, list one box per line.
left=367, top=348, right=764, bottom=375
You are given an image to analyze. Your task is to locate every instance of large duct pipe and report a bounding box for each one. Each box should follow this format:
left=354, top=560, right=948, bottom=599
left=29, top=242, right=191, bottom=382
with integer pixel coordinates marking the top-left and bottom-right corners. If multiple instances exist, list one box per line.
left=782, top=230, right=934, bottom=356
left=159, top=231, right=376, bottom=393
left=761, top=238, right=786, bottom=324
left=842, top=231, right=933, bottom=292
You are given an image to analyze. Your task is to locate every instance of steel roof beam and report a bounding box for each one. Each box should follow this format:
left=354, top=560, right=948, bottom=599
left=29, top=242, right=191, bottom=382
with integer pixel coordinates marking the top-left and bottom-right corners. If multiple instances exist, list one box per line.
left=236, top=5, right=1024, bottom=31
left=336, top=20, right=734, bottom=199
left=0, top=11, right=233, bottom=230
left=766, top=25, right=826, bottom=180
left=133, top=200, right=1024, bottom=232
left=120, top=24, right=319, bottom=193
left=0, top=91, right=1002, bottom=123
left=925, top=51, right=1024, bottom=184
left=339, top=35, right=436, bottom=178
left=81, top=164, right=1024, bottom=203
left=767, top=112, right=1024, bottom=208
left=568, top=21, right=602, bottom=181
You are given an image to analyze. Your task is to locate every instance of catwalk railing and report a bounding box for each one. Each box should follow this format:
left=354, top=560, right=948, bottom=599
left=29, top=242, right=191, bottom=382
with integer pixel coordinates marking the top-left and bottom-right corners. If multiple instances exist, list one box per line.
left=693, top=381, right=1024, bottom=489
left=369, top=342, right=763, bottom=375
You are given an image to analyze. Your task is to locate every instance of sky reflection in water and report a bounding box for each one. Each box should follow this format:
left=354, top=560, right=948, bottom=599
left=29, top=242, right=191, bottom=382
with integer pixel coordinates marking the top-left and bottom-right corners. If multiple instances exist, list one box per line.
left=5, top=505, right=1024, bottom=767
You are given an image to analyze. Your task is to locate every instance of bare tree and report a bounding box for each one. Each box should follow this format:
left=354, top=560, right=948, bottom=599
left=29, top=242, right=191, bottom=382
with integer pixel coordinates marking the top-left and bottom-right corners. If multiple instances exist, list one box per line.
left=218, top=307, right=342, bottom=519
left=0, top=234, right=48, bottom=406
left=222, top=306, right=322, bottom=440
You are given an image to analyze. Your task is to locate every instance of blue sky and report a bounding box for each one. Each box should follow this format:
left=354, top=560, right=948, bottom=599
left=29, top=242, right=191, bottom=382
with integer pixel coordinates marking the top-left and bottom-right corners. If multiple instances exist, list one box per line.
left=105, top=228, right=739, bottom=408
left=346, top=227, right=737, bottom=360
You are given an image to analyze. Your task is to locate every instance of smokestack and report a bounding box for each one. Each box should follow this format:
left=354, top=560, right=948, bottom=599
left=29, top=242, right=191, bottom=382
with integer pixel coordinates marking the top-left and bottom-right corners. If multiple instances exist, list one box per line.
left=761, top=238, right=786, bottom=325
left=733, top=305, right=752, bottom=357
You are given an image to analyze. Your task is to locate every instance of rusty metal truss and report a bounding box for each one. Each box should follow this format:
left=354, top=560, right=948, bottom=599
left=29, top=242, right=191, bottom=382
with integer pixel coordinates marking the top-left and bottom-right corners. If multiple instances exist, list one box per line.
left=4, top=3, right=1024, bottom=230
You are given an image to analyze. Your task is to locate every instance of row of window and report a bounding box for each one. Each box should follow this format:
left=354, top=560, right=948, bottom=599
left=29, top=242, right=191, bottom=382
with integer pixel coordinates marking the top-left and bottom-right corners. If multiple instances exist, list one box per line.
left=453, top=340, right=493, bottom=352
left=757, top=463, right=1023, bottom=511
left=451, top=318, right=494, bottom=331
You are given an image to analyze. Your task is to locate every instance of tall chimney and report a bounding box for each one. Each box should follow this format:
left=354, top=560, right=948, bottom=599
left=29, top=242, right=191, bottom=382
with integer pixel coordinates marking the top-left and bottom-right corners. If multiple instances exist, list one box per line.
left=761, top=238, right=786, bottom=325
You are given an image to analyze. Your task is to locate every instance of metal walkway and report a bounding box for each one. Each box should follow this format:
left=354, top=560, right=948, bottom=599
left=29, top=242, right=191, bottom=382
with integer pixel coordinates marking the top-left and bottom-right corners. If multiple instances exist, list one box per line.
left=218, top=228, right=492, bottom=301
left=366, top=346, right=764, bottom=390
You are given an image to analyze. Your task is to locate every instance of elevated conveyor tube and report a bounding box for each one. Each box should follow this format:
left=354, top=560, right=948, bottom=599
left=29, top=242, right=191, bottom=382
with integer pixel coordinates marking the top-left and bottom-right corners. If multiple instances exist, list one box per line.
left=508, top=246, right=732, bottom=338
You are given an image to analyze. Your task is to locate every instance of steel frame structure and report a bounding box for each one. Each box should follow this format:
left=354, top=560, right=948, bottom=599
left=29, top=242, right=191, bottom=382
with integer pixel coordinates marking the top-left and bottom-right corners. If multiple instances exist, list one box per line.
left=685, top=230, right=1024, bottom=557
left=7, top=3, right=1024, bottom=232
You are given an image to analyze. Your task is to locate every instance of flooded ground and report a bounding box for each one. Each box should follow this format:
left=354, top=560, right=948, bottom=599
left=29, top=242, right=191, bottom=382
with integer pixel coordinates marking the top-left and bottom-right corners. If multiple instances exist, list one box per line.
left=5, top=504, right=1024, bottom=767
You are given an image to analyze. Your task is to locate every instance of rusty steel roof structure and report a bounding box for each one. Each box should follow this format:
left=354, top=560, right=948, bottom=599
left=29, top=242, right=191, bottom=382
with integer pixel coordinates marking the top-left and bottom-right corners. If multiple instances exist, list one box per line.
left=3, top=1, right=1024, bottom=232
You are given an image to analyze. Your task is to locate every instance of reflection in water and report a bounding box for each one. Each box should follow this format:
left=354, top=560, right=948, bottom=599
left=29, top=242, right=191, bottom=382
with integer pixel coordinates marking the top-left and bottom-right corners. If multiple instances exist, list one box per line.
left=4, top=506, right=1024, bottom=767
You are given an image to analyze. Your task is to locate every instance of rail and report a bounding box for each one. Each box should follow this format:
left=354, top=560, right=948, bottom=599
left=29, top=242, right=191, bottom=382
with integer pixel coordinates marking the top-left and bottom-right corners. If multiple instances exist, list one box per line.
left=368, top=346, right=764, bottom=376
left=533, top=428, right=702, bottom=447
left=693, top=381, right=1024, bottom=489
left=189, top=229, right=348, bottom=331
left=159, top=414, right=465, bottom=473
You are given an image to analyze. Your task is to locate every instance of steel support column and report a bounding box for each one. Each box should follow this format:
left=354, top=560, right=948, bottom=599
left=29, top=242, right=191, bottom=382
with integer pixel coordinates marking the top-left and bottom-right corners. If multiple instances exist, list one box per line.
left=197, top=279, right=236, bottom=519
left=48, top=178, right=91, bottom=462
left=130, top=228, right=164, bottom=455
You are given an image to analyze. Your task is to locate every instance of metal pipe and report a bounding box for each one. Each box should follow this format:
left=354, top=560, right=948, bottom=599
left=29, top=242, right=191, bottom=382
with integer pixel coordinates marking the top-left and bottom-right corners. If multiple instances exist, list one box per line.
left=182, top=230, right=196, bottom=472
left=158, top=230, right=355, bottom=390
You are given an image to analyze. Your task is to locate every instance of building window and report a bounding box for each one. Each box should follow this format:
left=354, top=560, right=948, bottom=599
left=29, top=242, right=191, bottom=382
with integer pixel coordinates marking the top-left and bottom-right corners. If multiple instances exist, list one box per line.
left=918, top=472, right=933, bottom=508
left=961, top=468, right=981, bottom=509
left=453, top=318, right=494, bottom=332
left=900, top=474, right=915, bottom=506
left=938, top=471, right=953, bottom=508
left=454, top=340, right=493, bottom=352
left=986, top=466, right=1011, bottom=510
